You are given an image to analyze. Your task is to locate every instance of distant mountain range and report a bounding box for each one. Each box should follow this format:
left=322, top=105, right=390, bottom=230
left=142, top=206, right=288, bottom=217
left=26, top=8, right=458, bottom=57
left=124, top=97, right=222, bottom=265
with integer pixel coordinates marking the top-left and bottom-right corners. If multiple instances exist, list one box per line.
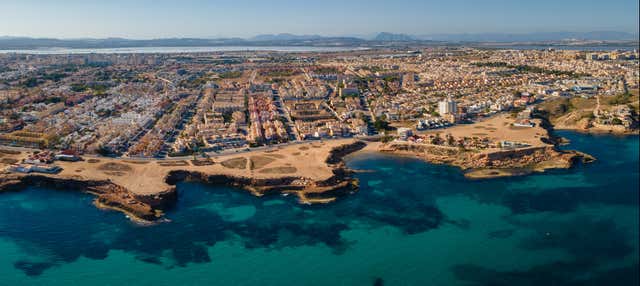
left=248, top=31, right=638, bottom=42
left=250, top=33, right=325, bottom=41
left=0, top=36, right=368, bottom=49
left=0, top=31, right=636, bottom=50
left=373, top=32, right=416, bottom=42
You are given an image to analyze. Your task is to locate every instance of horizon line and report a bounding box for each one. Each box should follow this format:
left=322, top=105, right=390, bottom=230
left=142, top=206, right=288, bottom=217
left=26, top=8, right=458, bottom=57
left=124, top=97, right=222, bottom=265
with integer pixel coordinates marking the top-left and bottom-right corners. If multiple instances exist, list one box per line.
left=1, top=30, right=639, bottom=41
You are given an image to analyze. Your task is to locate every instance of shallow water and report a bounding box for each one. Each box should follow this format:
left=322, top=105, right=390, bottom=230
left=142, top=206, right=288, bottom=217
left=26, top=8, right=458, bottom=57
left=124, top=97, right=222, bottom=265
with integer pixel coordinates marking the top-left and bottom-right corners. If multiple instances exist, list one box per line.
left=0, top=131, right=637, bottom=285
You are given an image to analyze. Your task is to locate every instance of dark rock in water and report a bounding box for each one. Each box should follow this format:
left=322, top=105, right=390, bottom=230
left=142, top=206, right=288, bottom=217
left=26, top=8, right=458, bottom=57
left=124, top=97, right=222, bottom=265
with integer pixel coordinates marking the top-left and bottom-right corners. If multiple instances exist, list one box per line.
left=136, top=255, right=163, bottom=265
left=14, top=261, right=55, bottom=276
left=0, top=131, right=636, bottom=284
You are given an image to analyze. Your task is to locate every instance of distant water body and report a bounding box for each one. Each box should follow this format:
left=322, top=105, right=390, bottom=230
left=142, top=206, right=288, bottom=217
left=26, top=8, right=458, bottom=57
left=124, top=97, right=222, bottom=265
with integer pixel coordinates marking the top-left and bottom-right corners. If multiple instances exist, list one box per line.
left=0, top=131, right=638, bottom=286
left=1, top=45, right=636, bottom=55
left=0, top=46, right=369, bottom=55
left=477, top=44, right=638, bottom=51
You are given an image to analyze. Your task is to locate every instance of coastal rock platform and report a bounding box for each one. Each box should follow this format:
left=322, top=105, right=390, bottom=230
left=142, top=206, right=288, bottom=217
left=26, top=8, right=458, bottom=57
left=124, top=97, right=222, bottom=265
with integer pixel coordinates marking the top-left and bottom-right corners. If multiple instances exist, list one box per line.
left=0, top=140, right=366, bottom=223
left=0, top=114, right=601, bottom=223
left=378, top=114, right=596, bottom=179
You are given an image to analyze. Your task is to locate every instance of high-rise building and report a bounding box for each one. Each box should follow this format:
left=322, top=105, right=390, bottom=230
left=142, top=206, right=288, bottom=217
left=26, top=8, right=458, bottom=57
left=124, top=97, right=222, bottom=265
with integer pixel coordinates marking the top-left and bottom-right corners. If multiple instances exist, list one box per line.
left=586, top=53, right=599, bottom=61
left=438, top=97, right=457, bottom=115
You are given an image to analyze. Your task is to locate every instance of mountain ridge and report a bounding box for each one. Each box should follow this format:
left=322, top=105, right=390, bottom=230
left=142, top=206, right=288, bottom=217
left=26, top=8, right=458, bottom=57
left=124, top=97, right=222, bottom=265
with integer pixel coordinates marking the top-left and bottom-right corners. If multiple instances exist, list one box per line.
left=0, top=31, right=636, bottom=49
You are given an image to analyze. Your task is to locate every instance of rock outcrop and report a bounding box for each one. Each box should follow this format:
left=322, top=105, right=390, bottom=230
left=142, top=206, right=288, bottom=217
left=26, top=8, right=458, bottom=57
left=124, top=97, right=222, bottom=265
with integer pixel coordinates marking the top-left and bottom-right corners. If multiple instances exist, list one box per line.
left=379, top=142, right=594, bottom=179
left=0, top=141, right=368, bottom=223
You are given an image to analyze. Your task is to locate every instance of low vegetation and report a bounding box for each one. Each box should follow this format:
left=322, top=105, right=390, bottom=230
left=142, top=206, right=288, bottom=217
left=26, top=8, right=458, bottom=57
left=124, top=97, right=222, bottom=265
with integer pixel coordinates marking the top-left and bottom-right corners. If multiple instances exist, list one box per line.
left=220, top=157, right=247, bottom=169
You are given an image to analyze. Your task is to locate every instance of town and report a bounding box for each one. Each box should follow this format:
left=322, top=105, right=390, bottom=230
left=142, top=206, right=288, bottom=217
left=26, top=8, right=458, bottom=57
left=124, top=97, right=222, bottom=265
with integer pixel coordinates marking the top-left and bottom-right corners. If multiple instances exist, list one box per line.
left=1, top=47, right=638, bottom=174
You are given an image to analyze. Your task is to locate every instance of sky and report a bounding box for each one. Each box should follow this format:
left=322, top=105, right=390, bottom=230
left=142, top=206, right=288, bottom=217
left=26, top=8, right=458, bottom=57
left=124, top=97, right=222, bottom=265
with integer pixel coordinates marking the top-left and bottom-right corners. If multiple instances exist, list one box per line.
left=1, top=0, right=638, bottom=39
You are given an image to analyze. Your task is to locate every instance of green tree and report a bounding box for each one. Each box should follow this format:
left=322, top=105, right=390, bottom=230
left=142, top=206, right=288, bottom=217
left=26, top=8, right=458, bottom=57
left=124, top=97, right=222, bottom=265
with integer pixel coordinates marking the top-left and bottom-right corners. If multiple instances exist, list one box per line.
left=374, top=119, right=390, bottom=131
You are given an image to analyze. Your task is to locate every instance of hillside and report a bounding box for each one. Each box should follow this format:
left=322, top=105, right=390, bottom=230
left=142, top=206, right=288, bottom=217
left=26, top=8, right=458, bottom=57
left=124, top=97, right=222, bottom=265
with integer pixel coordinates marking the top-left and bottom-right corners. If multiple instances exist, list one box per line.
left=536, top=92, right=639, bottom=134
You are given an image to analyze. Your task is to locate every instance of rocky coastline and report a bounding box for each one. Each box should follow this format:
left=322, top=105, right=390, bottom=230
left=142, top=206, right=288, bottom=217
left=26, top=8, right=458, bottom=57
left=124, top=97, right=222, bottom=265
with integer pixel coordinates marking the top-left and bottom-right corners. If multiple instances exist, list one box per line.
left=554, top=124, right=640, bottom=136
left=379, top=116, right=596, bottom=179
left=379, top=142, right=595, bottom=179
left=0, top=174, right=171, bottom=223
left=0, top=115, right=600, bottom=222
left=0, top=141, right=367, bottom=224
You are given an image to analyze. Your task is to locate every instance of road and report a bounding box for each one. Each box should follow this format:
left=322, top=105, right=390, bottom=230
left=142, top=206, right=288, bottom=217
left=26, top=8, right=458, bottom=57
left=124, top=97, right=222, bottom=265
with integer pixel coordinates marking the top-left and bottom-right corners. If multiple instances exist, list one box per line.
left=249, top=70, right=257, bottom=84
left=272, top=89, right=299, bottom=141
left=1, top=134, right=383, bottom=162
left=359, top=91, right=377, bottom=135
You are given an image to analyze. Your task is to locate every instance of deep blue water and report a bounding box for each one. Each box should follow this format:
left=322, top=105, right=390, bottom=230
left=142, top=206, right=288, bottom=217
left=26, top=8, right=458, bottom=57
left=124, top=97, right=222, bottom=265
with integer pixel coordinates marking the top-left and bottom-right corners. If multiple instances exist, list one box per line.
left=0, top=131, right=638, bottom=286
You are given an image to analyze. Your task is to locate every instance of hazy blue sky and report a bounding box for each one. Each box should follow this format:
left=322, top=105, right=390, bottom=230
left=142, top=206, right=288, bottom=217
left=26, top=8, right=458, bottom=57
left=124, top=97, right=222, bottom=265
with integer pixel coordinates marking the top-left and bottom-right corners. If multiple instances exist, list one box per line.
left=1, top=0, right=638, bottom=38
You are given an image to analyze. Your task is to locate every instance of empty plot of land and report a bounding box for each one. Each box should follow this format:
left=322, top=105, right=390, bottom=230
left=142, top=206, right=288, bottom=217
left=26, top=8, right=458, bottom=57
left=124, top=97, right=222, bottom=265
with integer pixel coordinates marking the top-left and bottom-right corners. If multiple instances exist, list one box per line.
left=264, top=153, right=285, bottom=159
left=427, top=114, right=547, bottom=147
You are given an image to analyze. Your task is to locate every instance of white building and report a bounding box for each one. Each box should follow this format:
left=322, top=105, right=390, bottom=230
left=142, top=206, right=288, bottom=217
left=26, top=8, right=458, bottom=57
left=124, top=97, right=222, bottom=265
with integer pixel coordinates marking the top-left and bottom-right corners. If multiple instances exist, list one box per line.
left=397, top=127, right=413, bottom=140
left=438, top=97, right=457, bottom=115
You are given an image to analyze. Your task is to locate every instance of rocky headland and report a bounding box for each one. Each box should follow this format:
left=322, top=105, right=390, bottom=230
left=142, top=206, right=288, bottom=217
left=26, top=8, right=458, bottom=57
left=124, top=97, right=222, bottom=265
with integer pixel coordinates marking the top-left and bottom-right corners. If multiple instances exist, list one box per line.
left=378, top=114, right=596, bottom=179
left=0, top=140, right=367, bottom=224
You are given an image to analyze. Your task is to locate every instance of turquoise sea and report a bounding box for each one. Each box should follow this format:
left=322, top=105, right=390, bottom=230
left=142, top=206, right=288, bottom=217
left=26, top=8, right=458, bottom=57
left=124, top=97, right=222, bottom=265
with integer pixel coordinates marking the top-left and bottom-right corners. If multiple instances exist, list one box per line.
left=0, top=131, right=638, bottom=286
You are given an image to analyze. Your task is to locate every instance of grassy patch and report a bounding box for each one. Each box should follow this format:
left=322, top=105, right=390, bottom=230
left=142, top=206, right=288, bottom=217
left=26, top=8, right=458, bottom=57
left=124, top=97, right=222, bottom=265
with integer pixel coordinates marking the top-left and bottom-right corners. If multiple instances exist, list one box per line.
left=123, top=160, right=151, bottom=165
left=0, top=149, right=21, bottom=155
left=98, top=162, right=132, bottom=172
left=1, top=158, right=18, bottom=164
left=258, top=166, right=297, bottom=174
left=157, top=160, right=190, bottom=167
left=249, top=156, right=275, bottom=170
left=191, top=159, right=214, bottom=166
left=221, top=157, right=247, bottom=169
